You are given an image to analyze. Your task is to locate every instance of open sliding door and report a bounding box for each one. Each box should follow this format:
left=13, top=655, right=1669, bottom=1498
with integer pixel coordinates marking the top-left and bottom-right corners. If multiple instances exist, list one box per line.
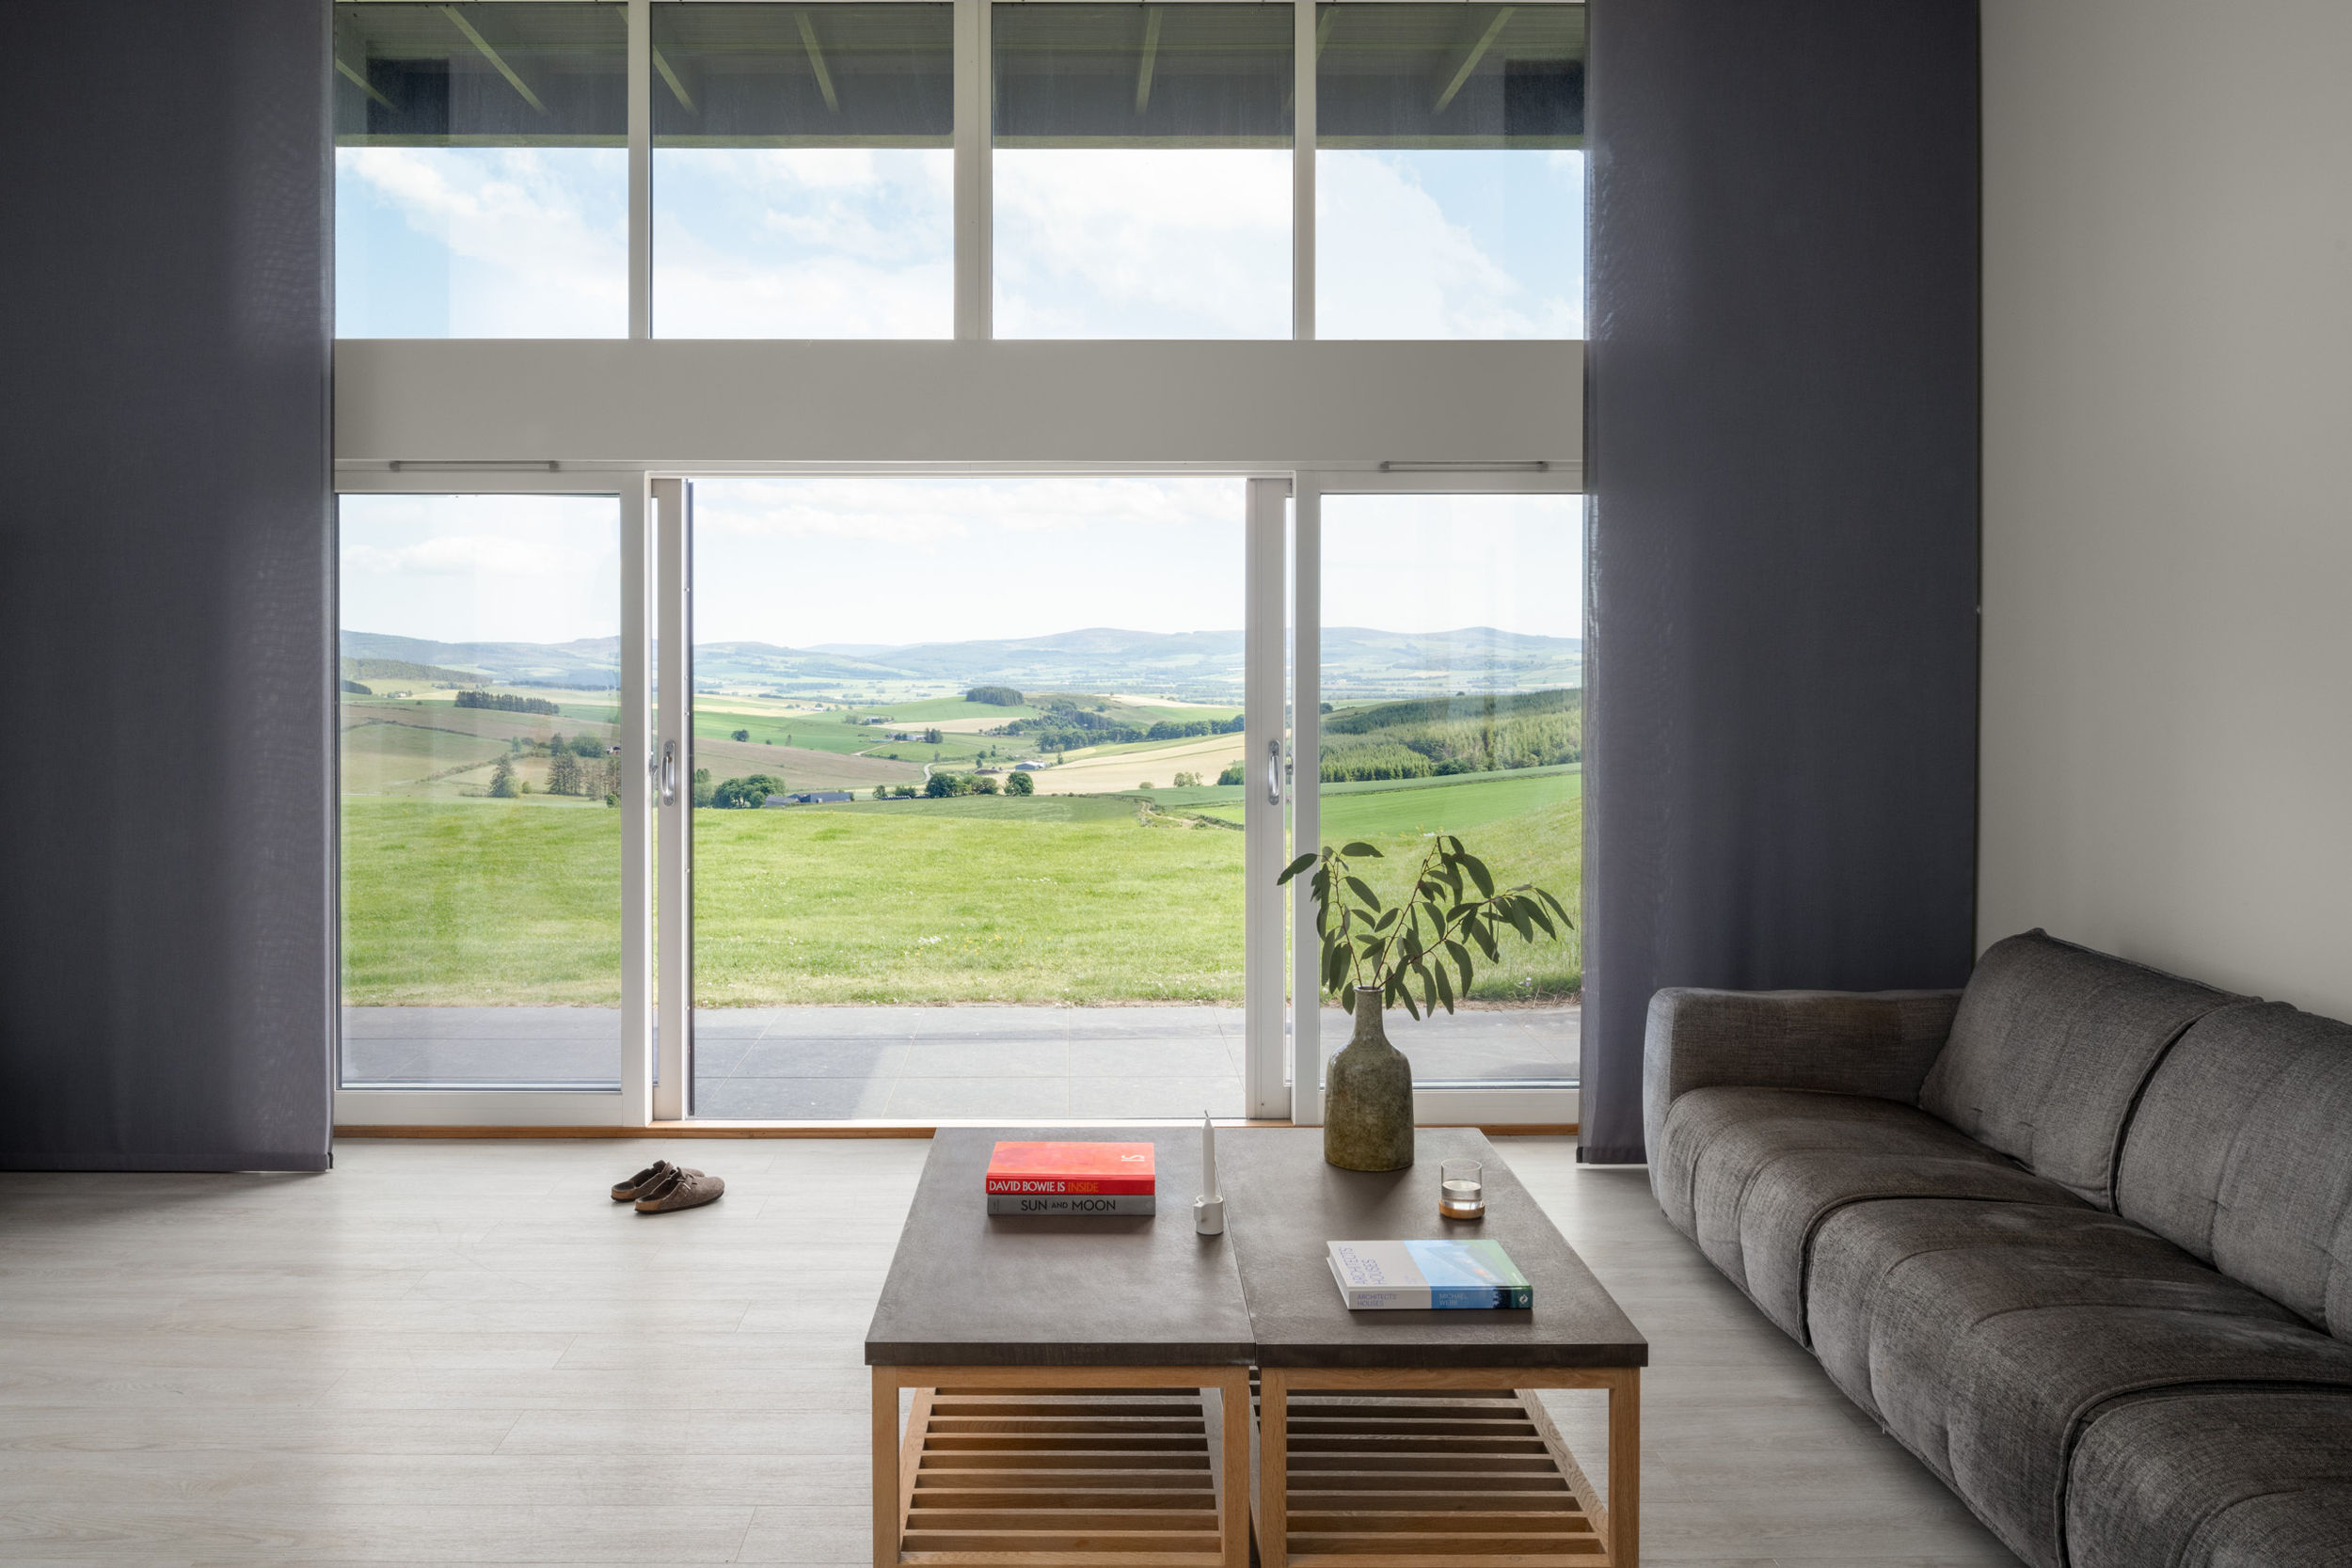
left=657, top=472, right=1294, bottom=1125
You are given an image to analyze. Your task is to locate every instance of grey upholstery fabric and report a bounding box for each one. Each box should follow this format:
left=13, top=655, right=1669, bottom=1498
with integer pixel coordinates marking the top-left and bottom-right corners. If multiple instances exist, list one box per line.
left=2117, top=1002, right=2352, bottom=1339
left=1804, top=1197, right=2352, bottom=1568
left=1655, top=1086, right=2078, bottom=1339
left=1918, top=930, right=2237, bottom=1208
left=1642, top=987, right=1963, bottom=1187
left=2068, top=1388, right=2352, bottom=1568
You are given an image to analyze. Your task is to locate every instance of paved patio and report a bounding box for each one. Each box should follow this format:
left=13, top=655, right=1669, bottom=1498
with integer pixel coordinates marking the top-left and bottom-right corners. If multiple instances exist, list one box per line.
left=342, top=1004, right=1579, bottom=1118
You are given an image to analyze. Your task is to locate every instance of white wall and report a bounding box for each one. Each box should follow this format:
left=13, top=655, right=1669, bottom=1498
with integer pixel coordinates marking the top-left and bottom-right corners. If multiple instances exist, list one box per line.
left=1980, top=0, right=2352, bottom=1016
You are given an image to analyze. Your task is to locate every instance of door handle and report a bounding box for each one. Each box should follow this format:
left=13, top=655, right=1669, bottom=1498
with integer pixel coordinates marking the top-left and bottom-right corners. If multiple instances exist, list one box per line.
left=1265, top=739, right=1282, bottom=806
left=660, top=739, right=678, bottom=805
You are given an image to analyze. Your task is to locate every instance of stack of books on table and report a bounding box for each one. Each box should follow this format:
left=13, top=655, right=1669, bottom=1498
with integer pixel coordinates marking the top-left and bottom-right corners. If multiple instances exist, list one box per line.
left=985, top=1141, right=1156, bottom=1215
left=1327, top=1239, right=1534, bottom=1309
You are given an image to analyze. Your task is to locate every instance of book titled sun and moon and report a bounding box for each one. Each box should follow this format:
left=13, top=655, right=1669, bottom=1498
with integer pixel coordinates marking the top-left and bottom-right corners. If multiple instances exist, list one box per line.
left=984, top=1141, right=1159, bottom=1215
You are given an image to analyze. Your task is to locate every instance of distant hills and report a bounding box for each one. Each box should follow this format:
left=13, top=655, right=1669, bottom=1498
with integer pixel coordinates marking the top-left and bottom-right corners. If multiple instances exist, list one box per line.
left=339, top=626, right=1581, bottom=701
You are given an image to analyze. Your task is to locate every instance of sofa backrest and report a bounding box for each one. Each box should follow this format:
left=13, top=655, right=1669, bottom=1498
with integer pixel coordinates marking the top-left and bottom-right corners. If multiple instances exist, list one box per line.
left=1918, top=930, right=2236, bottom=1208
left=2118, top=1002, right=2352, bottom=1339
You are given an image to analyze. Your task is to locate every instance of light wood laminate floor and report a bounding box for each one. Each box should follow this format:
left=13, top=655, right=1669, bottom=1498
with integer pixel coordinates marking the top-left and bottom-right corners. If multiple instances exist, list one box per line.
left=0, top=1138, right=2018, bottom=1567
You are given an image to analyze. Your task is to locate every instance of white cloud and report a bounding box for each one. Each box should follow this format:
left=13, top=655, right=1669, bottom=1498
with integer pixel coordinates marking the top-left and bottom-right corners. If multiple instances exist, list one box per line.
left=696, top=475, right=1234, bottom=547
left=338, top=147, right=628, bottom=337
left=653, top=150, right=955, bottom=338
left=1316, top=150, right=1583, bottom=340
left=340, top=495, right=622, bottom=643
left=993, top=150, right=1292, bottom=338
left=690, top=476, right=1246, bottom=644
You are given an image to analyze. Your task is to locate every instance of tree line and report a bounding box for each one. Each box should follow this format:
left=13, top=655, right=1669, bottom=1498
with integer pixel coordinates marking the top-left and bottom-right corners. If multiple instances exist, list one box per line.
left=488, top=732, right=619, bottom=800
left=998, top=704, right=1245, bottom=753
left=1318, top=690, right=1581, bottom=782
left=457, top=690, right=563, bottom=716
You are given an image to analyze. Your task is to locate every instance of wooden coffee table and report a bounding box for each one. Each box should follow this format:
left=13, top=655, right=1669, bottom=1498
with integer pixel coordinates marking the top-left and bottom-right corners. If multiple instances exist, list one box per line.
left=865, top=1127, right=1646, bottom=1568
left=1223, top=1129, right=1645, bottom=1568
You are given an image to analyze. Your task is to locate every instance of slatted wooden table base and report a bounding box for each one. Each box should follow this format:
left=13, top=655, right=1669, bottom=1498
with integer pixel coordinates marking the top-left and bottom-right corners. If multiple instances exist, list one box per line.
left=873, top=1366, right=1252, bottom=1568
left=1256, top=1370, right=1639, bottom=1568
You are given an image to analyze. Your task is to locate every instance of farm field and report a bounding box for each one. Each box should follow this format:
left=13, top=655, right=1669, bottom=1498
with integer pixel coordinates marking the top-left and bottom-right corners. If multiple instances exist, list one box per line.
left=1032, top=732, right=1248, bottom=794
left=341, top=768, right=1579, bottom=1007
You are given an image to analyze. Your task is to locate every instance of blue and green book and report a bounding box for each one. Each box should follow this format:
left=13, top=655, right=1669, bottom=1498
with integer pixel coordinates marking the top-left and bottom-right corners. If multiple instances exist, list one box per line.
left=1327, top=1240, right=1534, bottom=1310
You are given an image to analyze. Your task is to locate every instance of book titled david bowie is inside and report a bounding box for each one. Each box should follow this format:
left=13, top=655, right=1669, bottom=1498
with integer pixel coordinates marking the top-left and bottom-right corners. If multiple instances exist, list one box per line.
left=986, top=1141, right=1156, bottom=1216
left=1327, top=1240, right=1534, bottom=1310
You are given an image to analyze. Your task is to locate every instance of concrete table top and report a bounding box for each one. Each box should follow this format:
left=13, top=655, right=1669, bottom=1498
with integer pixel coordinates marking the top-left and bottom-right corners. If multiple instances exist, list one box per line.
left=866, top=1126, right=1645, bottom=1372
left=863, top=1125, right=1255, bottom=1367
left=1221, top=1127, right=1648, bottom=1370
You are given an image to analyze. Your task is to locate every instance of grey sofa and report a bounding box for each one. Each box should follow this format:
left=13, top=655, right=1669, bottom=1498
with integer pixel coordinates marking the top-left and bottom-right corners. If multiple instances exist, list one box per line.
left=1645, top=929, right=2352, bottom=1568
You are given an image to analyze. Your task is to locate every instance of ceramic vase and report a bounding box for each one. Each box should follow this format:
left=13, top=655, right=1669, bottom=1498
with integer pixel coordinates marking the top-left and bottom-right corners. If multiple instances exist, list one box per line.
left=1324, top=988, right=1415, bottom=1171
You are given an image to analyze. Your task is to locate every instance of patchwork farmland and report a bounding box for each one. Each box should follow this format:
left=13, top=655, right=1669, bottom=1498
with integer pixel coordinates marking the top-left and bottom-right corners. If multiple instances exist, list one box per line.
left=338, top=632, right=1582, bottom=1009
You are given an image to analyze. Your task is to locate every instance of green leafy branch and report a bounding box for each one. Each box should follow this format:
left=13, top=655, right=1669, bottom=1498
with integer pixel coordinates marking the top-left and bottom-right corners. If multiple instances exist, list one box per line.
left=1278, top=836, right=1575, bottom=1022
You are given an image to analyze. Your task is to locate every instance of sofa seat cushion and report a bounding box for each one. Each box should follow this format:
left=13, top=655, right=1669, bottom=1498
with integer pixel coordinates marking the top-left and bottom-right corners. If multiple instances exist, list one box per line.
left=1805, top=1197, right=2352, bottom=1568
left=1654, top=1085, right=2083, bottom=1339
left=2067, top=1387, right=2352, bottom=1568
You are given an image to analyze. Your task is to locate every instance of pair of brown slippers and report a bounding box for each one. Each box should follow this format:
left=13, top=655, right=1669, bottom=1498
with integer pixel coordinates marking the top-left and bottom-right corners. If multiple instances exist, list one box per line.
left=611, top=1159, right=723, bottom=1212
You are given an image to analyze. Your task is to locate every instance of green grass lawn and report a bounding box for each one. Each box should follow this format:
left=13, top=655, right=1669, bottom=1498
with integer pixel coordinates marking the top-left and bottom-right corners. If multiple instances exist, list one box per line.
left=341, top=771, right=1580, bottom=1008
left=342, top=798, right=623, bottom=1006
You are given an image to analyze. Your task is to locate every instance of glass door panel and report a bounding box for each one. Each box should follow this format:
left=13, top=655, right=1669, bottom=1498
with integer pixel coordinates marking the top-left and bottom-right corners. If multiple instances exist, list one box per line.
left=1314, top=493, right=1582, bottom=1088
left=338, top=494, right=625, bottom=1087
left=684, top=476, right=1249, bottom=1118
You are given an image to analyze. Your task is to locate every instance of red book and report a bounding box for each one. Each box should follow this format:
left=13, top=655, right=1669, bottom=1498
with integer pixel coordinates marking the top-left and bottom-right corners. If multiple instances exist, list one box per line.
left=985, top=1141, right=1157, bottom=1196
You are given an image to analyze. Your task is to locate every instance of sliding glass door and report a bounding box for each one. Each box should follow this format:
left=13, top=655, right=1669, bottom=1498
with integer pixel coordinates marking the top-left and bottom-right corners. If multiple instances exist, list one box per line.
left=1290, top=481, right=1585, bottom=1125
left=336, top=493, right=628, bottom=1089
left=678, top=476, right=1255, bottom=1119
left=332, top=471, right=1583, bottom=1125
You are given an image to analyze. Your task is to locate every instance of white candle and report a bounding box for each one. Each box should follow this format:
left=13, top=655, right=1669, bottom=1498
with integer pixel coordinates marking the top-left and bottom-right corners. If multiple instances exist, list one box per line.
left=1200, top=1112, right=1218, bottom=1200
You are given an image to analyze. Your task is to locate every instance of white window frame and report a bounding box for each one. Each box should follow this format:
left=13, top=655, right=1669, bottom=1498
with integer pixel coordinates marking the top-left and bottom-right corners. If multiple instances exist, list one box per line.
left=327, top=0, right=1587, bottom=1131
left=339, top=0, right=1583, bottom=345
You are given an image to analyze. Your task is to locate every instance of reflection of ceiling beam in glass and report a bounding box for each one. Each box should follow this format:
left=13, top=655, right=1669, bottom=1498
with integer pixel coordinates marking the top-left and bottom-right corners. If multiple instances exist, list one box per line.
left=335, top=54, right=394, bottom=109
left=1432, top=8, right=1514, bottom=116
left=1135, top=8, right=1164, bottom=114
left=654, top=46, right=695, bottom=113
left=439, top=5, right=549, bottom=116
left=796, top=10, right=840, bottom=113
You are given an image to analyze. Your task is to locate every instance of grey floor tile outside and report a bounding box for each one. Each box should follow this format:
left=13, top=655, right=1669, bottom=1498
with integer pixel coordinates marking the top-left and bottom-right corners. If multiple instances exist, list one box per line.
left=342, top=1003, right=1579, bottom=1119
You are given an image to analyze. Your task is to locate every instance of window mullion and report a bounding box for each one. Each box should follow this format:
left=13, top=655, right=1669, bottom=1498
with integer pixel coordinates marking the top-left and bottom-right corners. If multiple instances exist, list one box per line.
left=955, top=0, right=993, bottom=341
left=628, top=0, right=651, bottom=339
left=1294, top=0, right=1316, bottom=341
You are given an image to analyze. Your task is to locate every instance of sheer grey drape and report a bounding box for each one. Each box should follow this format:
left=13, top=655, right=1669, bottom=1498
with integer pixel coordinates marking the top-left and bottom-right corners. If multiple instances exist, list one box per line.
left=0, top=0, right=333, bottom=1170
left=1579, top=0, right=1980, bottom=1163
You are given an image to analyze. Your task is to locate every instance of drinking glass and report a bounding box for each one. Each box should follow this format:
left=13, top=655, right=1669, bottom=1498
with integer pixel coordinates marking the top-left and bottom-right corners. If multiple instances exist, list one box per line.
left=1439, top=1159, right=1486, bottom=1220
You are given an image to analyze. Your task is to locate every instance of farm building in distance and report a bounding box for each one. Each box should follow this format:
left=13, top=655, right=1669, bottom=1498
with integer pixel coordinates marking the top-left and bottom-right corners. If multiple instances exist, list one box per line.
left=765, top=791, right=856, bottom=807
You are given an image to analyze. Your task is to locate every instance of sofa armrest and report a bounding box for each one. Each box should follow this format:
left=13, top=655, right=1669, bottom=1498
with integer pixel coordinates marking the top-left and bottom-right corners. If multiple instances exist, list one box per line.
left=1642, top=987, right=1963, bottom=1160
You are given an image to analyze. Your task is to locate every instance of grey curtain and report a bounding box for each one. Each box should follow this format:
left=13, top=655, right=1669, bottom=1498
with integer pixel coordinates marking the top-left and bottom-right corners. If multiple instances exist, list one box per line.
left=0, top=1, right=334, bottom=1169
left=1579, top=0, right=1980, bottom=1163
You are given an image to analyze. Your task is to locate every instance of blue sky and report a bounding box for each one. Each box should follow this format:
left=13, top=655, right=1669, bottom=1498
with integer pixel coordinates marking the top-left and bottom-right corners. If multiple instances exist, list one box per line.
left=340, top=484, right=1581, bottom=650
left=336, top=145, right=1582, bottom=339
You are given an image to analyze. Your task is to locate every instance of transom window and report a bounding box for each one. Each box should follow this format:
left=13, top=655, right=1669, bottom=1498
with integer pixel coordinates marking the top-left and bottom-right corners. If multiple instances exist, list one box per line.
left=331, top=0, right=1585, bottom=341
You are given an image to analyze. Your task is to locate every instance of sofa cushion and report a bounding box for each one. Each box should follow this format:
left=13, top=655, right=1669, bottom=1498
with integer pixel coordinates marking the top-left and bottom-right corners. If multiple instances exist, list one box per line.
left=2117, top=1001, right=2352, bottom=1338
left=1654, top=1085, right=2081, bottom=1340
left=1918, top=930, right=2237, bottom=1208
left=2066, top=1387, right=2352, bottom=1568
left=1804, top=1197, right=2352, bottom=1568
